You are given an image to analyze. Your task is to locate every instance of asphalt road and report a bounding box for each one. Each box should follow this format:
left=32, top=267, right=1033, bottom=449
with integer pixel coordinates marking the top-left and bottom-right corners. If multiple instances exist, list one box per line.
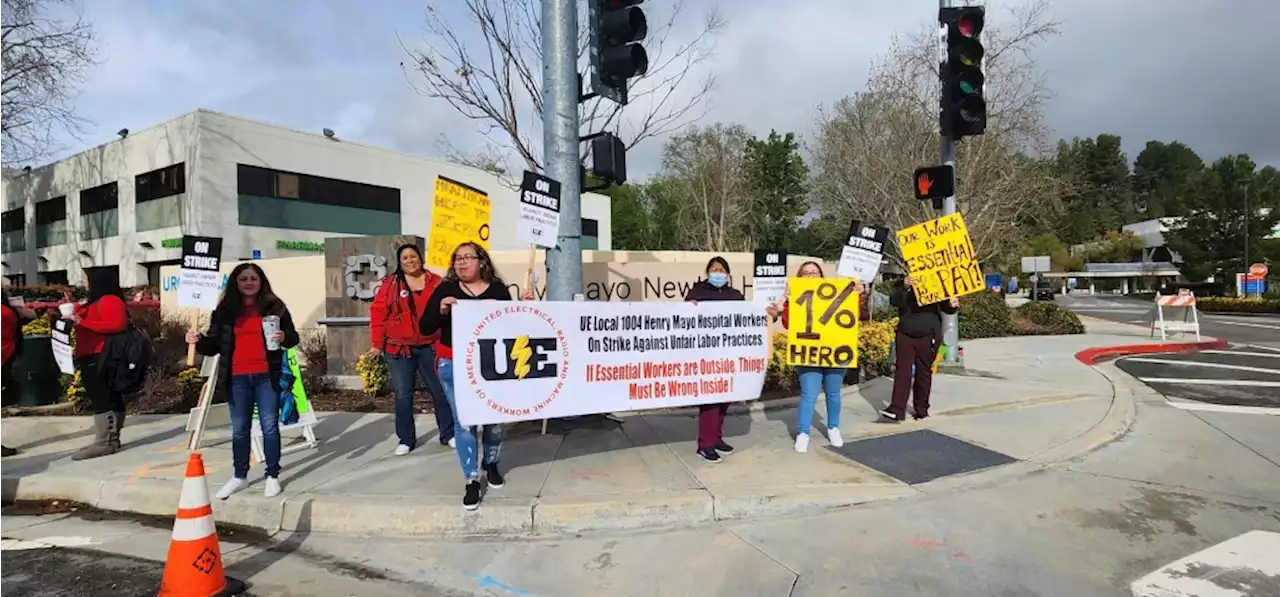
left=1058, top=293, right=1280, bottom=349
left=2, top=547, right=165, bottom=597
left=1115, top=347, right=1280, bottom=412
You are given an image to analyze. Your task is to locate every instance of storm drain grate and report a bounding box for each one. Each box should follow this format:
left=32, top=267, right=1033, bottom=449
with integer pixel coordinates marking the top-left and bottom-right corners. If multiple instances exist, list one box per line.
left=828, top=429, right=1017, bottom=485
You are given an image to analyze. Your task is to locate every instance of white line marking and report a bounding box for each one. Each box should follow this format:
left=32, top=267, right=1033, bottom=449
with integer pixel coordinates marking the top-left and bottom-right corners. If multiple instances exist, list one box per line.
left=1202, top=349, right=1280, bottom=359
left=0, top=536, right=101, bottom=551
left=1242, top=344, right=1280, bottom=353
left=1167, top=401, right=1280, bottom=416
left=1132, top=530, right=1280, bottom=597
left=1139, top=378, right=1280, bottom=388
left=1125, top=357, right=1280, bottom=375
left=1211, top=319, right=1280, bottom=330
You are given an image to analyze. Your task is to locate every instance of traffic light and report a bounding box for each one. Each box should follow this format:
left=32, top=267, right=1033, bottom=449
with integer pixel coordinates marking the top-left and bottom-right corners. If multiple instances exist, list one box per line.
left=591, top=132, right=627, bottom=186
left=589, top=0, right=649, bottom=105
left=939, top=6, right=986, bottom=139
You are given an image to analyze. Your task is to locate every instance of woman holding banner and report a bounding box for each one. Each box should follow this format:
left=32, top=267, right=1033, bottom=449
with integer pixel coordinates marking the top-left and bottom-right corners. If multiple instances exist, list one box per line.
left=683, top=256, right=745, bottom=463
left=368, top=243, right=454, bottom=455
left=187, top=263, right=300, bottom=499
left=64, top=270, right=130, bottom=461
left=766, top=262, right=867, bottom=453
left=420, top=242, right=512, bottom=510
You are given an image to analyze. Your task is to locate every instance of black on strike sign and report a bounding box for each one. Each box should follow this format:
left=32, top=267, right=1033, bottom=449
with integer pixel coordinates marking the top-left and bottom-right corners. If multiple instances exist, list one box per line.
left=178, top=236, right=223, bottom=310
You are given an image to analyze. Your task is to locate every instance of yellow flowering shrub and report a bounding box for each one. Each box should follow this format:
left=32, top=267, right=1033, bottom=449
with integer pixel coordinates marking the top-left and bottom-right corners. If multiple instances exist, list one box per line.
left=355, top=352, right=390, bottom=395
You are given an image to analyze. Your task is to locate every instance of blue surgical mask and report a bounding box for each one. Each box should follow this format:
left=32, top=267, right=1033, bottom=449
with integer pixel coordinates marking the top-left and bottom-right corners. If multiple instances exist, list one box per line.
left=708, top=272, right=729, bottom=288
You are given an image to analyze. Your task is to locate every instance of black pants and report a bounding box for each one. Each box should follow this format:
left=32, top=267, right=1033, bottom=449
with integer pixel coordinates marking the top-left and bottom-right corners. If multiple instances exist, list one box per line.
left=76, top=357, right=125, bottom=415
left=888, top=331, right=939, bottom=418
left=1, top=361, right=16, bottom=407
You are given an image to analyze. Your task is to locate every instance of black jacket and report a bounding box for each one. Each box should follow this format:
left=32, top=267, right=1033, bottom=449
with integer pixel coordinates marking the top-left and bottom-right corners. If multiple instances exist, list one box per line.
left=890, top=283, right=957, bottom=338
left=195, top=306, right=300, bottom=399
left=683, top=281, right=745, bottom=302
left=420, top=279, right=512, bottom=353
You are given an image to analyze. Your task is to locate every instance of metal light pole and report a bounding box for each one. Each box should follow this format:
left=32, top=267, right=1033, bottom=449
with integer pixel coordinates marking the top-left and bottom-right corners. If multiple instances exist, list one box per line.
left=541, top=0, right=583, bottom=302
left=1243, top=182, right=1250, bottom=297
left=939, top=0, right=960, bottom=365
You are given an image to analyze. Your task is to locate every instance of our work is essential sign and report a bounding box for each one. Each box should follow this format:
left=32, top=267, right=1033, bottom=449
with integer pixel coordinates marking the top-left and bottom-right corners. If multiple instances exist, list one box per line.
left=896, top=214, right=983, bottom=305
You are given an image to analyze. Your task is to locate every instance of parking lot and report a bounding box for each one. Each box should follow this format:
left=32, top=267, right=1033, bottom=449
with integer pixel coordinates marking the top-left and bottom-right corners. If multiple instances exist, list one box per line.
left=1115, top=346, right=1280, bottom=413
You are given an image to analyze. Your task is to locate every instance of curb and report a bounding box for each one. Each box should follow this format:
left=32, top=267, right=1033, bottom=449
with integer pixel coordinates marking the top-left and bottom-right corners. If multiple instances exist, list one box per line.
left=1073, top=338, right=1229, bottom=365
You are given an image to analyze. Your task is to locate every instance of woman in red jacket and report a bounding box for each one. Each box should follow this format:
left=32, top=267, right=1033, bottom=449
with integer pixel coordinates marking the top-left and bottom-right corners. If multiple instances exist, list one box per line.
left=368, top=243, right=453, bottom=455
left=2, top=288, right=38, bottom=457
left=63, top=269, right=130, bottom=460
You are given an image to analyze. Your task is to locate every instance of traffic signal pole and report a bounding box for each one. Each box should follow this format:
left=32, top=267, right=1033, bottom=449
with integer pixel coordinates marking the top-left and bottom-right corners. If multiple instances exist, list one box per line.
left=939, top=0, right=960, bottom=365
left=542, top=0, right=583, bottom=302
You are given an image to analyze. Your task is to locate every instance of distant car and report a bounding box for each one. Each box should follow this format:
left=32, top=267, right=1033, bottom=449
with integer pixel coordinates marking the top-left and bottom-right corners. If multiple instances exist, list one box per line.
left=1033, top=283, right=1055, bottom=301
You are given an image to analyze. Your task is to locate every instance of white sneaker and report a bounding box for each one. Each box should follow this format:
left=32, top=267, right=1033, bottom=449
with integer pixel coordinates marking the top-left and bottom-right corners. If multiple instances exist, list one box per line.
left=394, top=444, right=412, bottom=456
left=263, top=476, right=282, bottom=498
left=215, top=477, right=246, bottom=500
left=794, top=433, right=810, bottom=453
left=448, top=437, right=456, bottom=448
left=828, top=428, right=844, bottom=448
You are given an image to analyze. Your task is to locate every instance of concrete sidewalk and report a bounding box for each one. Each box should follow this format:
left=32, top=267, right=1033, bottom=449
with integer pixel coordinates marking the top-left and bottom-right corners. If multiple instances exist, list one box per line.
left=0, top=327, right=1198, bottom=539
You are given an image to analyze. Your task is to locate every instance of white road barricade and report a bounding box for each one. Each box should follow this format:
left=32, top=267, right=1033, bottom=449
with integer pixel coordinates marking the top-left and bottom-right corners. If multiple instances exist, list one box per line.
left=1150, top=290, right=1201, bottom=341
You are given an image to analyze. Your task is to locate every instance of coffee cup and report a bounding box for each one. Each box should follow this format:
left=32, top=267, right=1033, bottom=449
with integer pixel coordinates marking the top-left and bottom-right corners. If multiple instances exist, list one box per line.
left=262, top=315, right=281, bottom=350
left=58, top=303, right=77, bottom=318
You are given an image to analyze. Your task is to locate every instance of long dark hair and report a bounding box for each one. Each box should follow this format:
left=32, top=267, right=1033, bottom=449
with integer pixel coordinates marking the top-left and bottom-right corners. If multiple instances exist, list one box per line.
left=704, top=256, right=731, bottom=275
left=445, top=242, right=503, bottom=285
left=215, top=263, right=284, bottom=317
left=85, top=268, right=123, bottom=304
left=385, top=243, right=425, bottom=323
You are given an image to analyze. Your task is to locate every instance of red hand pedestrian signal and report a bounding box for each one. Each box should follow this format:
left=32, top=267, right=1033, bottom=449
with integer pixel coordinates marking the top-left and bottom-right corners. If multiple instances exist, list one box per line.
left=912, top=165, right=954, bottom=201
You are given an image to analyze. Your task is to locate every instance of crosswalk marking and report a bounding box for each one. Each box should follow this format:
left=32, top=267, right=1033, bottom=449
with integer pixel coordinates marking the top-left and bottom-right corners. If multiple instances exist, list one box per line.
left=1201, top=350, right=1280, bottom=359
left=1138, top=378, right=1280, bottom=388
left=1125, top=357, right=1280, bottom=376
left=1166, top=401, right=1280, bottom=415
left=1132, top=530, right=1280, bottom=596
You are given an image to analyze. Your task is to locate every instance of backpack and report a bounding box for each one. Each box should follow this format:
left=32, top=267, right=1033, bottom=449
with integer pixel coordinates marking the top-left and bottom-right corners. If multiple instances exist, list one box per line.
left=98, top=318, right=154, bottom=395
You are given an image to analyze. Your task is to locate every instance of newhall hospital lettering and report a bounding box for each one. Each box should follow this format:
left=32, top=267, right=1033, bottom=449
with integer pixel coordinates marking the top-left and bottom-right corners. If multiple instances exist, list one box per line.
left=581, top=312, right=769, bottom=401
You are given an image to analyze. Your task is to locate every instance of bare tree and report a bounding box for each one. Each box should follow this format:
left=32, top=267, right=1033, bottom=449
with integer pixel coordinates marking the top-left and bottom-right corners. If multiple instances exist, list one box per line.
left=2, top=0, right=98, bottom=167
left=657, top=123, right=753, bottom=252
left=809, top=0, right=1067, bottom=267
left=400, top=0, right=722, bottom=176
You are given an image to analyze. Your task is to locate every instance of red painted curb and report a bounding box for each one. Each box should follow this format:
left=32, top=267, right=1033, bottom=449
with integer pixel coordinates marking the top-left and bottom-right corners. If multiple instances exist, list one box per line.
left=1074, top=338, right=1230, bottom=365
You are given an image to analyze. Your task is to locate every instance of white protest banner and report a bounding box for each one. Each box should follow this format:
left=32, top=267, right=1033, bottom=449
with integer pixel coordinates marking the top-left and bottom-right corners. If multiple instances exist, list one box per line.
left=450, top=300, right=771, bottom=426
left=50, top=319, right=74, bottom=374
left=836, top=220, right=889, bottom=282
left=516, top=170, right=562, bottom=249
left=178, top=236, right=223, bottom=310
left=753, top=249, right=788, bottom=305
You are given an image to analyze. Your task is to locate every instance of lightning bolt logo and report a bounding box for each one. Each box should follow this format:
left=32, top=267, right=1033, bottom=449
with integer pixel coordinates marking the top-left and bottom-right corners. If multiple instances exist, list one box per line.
left=511, top=335, right=532, bottom=379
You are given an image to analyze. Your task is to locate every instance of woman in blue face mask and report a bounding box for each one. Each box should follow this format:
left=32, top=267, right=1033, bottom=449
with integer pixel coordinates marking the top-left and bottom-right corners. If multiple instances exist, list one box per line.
left=682, top=256, right=744, bottom=463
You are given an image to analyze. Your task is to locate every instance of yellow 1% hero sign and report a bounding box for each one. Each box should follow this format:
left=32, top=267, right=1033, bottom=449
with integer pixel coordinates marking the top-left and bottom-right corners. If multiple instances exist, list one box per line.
left=786, top=277, right=860, bottom=368
left=896, top=213, right=984, bottom=305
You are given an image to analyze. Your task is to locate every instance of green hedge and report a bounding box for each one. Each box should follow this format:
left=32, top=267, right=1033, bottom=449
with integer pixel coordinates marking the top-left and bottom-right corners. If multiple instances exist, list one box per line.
left=957, top=290, right=1084, bottom=338
left=958, top=290, right=1011, bottom=339
left=1197, top=297, right=1280, bottom=314
left=1012, top=301, right=1086, bottom=335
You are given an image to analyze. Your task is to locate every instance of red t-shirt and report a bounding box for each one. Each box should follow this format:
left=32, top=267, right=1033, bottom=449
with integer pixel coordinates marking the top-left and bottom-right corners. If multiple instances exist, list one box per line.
left=231, top=312, right=269, bottom=375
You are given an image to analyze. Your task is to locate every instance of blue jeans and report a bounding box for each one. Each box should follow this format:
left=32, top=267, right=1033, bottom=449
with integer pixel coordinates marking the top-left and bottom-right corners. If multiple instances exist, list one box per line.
left=229, top=373, right=281, bottom=478
left=384, top=345, right=452, bottom=448
left=796, top=367, right=844, bottom=434
left=438, top=358, right=502, bottom=481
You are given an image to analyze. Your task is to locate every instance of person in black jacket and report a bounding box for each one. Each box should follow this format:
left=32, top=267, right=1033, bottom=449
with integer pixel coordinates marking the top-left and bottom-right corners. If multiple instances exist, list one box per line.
left=420, top=242, right=512, bottom=511
left=682, top=256, right=744, bottom=463
left=186, top=263, right=299, bottom=499
left=882, top=275, right=958, bottom=422
left=1, top=288, right=37, bottom=457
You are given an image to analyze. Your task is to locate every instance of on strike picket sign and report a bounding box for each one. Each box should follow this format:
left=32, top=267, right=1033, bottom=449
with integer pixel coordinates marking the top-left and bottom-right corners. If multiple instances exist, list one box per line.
left=178, top=236, right=223, bottom=310
left=51, top=319, right=75, bottom=374
left=837, top=220, right=889, bottom=282
left=516, top=170, right=562, bottom=248
left=752, top=249, right=788, bottom=305
left=450, top=300, right=771, bottom=426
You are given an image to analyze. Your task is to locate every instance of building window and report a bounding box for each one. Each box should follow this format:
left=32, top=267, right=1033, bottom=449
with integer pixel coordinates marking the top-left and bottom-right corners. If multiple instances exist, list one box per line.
left=236, top=164, right=401, bottom=235
left=5, top=274, right=26, bottom=286
left=40, top=270, right=68, bottom=285
left=80, top=182, right=119, bottom=240
left=582, top=218, right=599, bottom=250
left=135, top=163, right=186, bottom=203
left=2, top=207, right=24, bottom=253
left=136, top=164, right=185, bottom=232
left=35, top=197, right=67, bottom=248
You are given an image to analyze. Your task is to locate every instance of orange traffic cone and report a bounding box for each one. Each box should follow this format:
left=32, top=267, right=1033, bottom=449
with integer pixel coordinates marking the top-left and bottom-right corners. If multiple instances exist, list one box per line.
left=158, top=453, right=246, bottom=597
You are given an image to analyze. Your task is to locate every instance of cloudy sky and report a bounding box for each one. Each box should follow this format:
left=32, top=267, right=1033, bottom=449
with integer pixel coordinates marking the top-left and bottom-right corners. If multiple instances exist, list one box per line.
left=51, top=0, right=1280, bottom=178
